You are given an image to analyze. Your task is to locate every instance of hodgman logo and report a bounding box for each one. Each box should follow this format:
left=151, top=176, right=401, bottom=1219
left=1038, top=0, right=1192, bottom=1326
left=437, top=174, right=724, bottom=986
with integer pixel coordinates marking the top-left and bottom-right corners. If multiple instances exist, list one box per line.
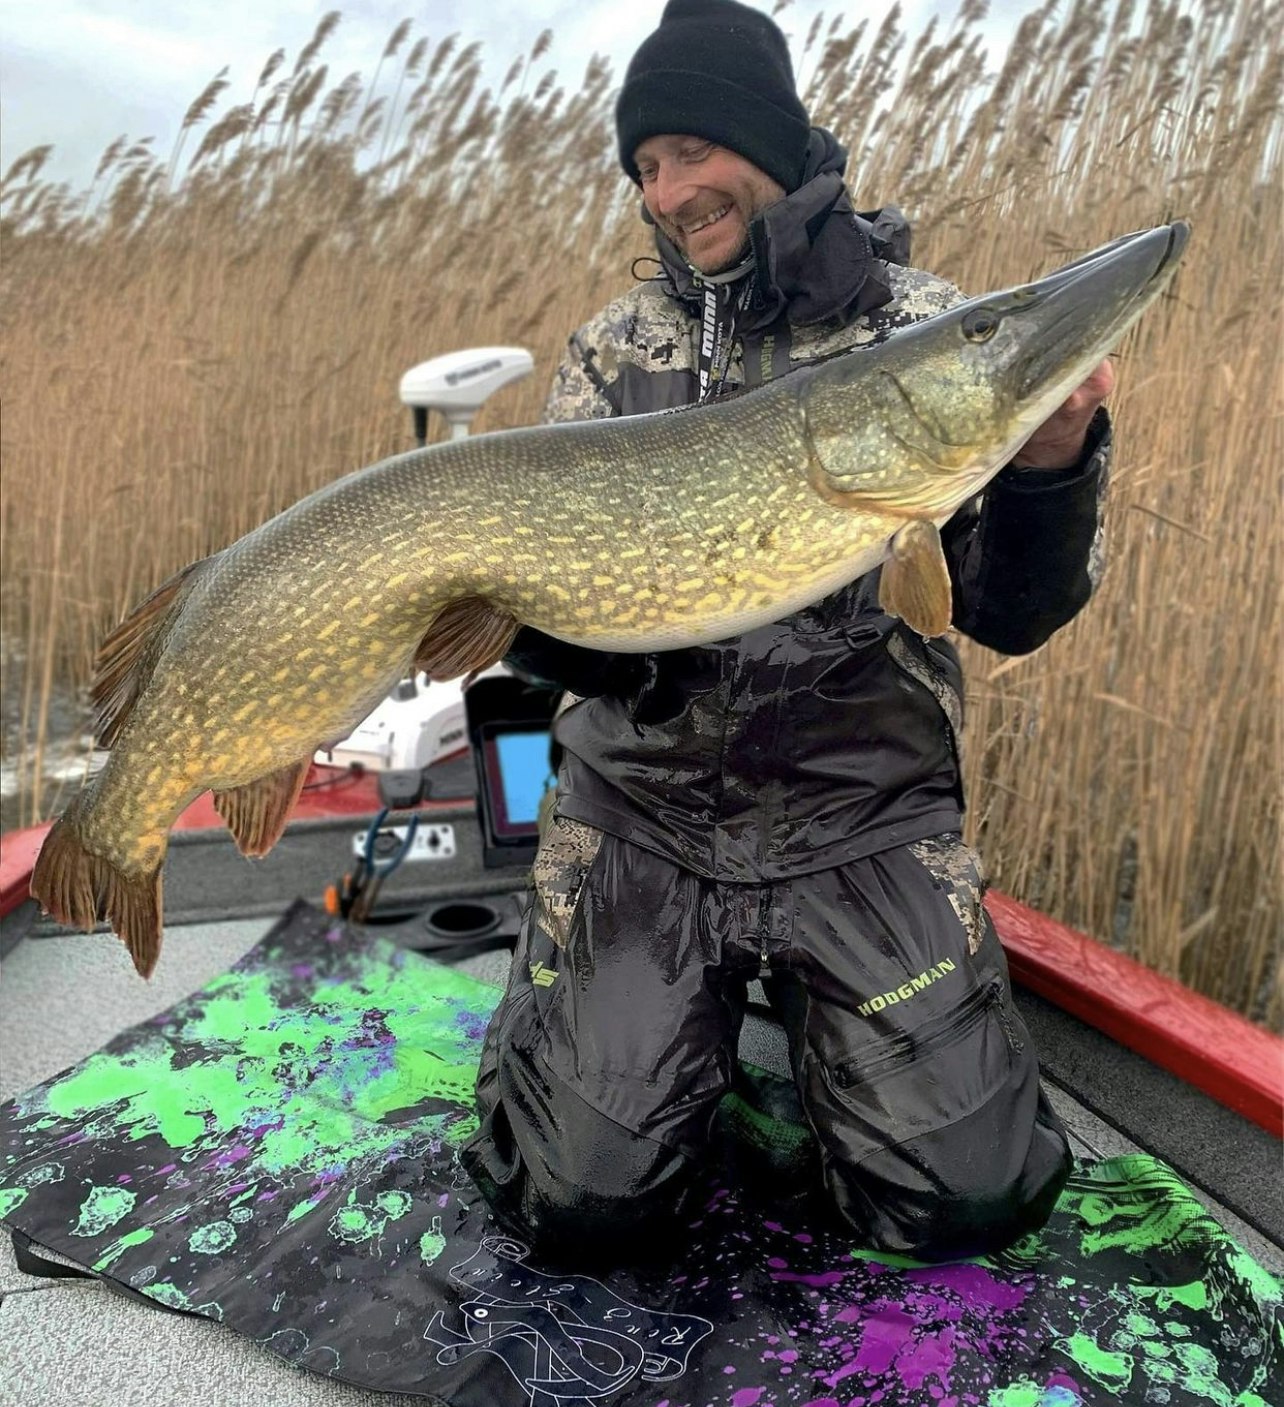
left=857, top=958, right=956, bottom=1016
left=529, top=961, right=558, bottom=988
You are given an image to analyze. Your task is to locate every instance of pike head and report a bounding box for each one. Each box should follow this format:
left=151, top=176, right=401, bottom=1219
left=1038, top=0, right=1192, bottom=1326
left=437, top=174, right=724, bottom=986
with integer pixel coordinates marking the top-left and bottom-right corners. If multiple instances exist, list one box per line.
left=800, top=222, right=1190, bottom=519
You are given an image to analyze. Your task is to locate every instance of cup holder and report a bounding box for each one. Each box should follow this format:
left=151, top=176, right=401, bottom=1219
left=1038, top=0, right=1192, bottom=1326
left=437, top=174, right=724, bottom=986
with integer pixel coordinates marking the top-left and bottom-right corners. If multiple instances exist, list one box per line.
left=423, top=901, right=501, bottom=941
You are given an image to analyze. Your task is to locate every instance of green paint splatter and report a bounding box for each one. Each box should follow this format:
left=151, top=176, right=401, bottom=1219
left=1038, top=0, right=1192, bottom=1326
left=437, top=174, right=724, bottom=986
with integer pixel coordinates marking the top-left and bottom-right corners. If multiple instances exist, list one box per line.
left=330, top=1205, right=378, bottom=1243
left=850, top=1245, right=985, bottom=1270
left=1227, top=1246, right=1283, bottom=1306
left=285, top=1195, right=326, bottom=1226
left=375, top=1190, right=412, bottom=1219
left=144, top=1282, right=192, bottom=1310
left=16, top=1162, right=63, bottom=1187
left=0, top=1187, right=29, bottom=1219
left=988, top=1383, right=1082, bottom=1407
left=1129, top=1308, right=1160, bottom=1335
left=189, top=1220, right=236, bottom=1255
left=37, top=947, right=494, bottom=1191
left=419, top=1229, right=447, bottom=1266
left=93, top=1227, right=154, bottom=1272
left=72, top=1185, right=136, bottom=1237
left=1136, top=1279, right=1208, bottom=1313
left=328, top=1189, right=414, bottom=1244
left=1061, top=1332, right=1131, bottom=1387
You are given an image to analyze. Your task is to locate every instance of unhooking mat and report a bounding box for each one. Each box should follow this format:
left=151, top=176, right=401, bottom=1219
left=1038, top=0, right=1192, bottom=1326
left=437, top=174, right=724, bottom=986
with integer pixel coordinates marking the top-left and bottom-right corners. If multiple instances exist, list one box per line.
left=1, top=902, right=1279, bottom=1407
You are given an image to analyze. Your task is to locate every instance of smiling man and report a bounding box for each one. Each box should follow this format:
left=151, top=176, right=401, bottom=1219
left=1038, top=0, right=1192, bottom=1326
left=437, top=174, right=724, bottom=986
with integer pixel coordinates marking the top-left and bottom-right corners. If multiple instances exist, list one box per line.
left=634, top=134, right=786, bottom=274
left=464, top=0, right=1114, bottom=1264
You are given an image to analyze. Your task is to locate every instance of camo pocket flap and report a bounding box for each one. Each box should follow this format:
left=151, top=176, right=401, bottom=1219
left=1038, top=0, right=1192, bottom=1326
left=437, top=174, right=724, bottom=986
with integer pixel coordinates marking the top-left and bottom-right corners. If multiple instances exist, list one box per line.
left=532, top=814, right=604, bottom=949
left=886, top=631, right=963, bottom=738
left=908, top=833, right=987, bottom=955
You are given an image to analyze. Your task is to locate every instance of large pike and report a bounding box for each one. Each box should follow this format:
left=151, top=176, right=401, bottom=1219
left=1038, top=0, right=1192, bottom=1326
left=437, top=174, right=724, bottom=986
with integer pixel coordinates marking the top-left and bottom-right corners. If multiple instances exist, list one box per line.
left=32, top=223, right=1188, bottom=975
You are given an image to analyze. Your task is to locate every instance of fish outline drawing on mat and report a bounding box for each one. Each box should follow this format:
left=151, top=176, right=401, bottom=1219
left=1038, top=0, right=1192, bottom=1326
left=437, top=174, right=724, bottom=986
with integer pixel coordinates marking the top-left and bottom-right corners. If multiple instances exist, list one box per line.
left=422, top=1235, right=713, bottom=1405
left=29, top=224, right=1189, bottom=977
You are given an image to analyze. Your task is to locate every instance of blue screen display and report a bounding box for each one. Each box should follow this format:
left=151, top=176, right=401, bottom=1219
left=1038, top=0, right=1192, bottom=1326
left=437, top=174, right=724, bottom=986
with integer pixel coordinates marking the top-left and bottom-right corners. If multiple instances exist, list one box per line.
left=495, top=731, right=551, bottom=825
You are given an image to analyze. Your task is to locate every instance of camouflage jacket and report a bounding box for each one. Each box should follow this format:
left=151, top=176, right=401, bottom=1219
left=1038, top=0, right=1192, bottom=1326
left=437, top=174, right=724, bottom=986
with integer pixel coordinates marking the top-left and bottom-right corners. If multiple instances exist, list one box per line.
left=510, top=130, right=1111, bottom=881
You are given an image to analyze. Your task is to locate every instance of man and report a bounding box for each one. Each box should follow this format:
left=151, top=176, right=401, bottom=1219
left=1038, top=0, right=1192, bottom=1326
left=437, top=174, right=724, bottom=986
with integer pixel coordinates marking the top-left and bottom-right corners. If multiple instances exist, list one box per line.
left=462, top=0, right=1111, bottom=1263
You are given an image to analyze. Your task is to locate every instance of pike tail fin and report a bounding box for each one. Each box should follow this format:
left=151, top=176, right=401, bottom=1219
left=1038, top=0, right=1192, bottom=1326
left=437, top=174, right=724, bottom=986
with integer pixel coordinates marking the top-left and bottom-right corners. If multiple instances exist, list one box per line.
left=29, top=794, right=164, bottom=979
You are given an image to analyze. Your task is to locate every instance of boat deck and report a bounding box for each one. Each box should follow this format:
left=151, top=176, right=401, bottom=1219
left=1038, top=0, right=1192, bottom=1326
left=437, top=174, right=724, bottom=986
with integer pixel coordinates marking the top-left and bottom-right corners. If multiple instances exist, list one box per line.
left=1, top=812, right=1280, bottom=1405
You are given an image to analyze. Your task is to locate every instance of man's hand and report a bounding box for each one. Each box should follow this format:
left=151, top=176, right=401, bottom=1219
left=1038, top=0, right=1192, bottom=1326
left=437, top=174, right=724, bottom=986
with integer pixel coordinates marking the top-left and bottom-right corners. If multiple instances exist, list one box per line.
left=1010, top=359, right=1114, bottom=470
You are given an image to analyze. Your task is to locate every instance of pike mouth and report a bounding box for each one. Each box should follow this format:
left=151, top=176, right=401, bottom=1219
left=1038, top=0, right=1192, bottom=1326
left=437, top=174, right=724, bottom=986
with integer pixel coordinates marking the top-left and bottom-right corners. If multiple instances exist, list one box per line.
left=1016, top=221, right=1190, bottom=400
left=1151, top=220, right=1190, bottom=283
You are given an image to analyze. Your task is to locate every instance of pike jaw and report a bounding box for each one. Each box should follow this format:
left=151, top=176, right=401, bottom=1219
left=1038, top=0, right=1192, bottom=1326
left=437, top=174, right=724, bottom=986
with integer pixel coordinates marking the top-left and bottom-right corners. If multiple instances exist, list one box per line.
left=799, top=222, right=1190, bottom=521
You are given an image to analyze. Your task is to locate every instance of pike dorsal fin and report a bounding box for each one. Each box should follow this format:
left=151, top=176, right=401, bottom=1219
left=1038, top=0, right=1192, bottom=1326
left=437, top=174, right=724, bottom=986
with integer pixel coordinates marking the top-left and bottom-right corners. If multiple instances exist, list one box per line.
left=879, top=520, right=953, bottom=638
left=92, top=558, right=209, bottom=748
left=415, top=596, right=520, bottom=681
left=213, top=758, right=310, bottom=858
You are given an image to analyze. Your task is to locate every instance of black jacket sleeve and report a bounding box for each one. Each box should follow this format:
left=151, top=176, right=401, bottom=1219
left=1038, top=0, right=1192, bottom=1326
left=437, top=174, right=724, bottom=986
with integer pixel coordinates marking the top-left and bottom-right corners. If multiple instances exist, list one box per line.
left=942, top=407, right=1111, bottom=656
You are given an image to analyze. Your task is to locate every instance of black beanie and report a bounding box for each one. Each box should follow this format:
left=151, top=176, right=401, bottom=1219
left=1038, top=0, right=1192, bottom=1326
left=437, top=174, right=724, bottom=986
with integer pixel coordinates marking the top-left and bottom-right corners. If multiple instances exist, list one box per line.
left=616, top=0, right=811, bottom=195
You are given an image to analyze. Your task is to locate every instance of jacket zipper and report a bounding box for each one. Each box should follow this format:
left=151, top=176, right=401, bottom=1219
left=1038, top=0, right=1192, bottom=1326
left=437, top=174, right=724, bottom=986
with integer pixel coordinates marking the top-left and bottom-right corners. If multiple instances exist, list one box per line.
left=993, top=984, right=1025, bottom=1053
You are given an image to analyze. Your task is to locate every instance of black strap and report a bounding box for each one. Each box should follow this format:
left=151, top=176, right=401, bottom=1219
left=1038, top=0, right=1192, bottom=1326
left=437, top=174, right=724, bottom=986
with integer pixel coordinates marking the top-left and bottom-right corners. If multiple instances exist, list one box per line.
left=11, top=1230, right=92, bottom=1281
left=697, top=279, right=754, bottom=401
left=10, top=1230, right=187, bottom=1314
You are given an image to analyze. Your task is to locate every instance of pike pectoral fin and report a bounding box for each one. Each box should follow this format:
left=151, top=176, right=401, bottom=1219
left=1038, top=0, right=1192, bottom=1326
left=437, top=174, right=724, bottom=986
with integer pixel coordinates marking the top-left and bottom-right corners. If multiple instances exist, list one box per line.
left=213, top=758, right=310, bottom=858
left=93, top=558, right=210, bottom=747
left=879, top=521, right=954, bottom=638
left=415, top=596, right=520, bottom=680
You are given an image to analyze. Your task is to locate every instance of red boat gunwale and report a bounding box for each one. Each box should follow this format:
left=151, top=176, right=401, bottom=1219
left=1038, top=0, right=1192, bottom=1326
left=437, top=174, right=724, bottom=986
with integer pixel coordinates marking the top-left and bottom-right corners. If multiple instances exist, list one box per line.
left=3, top=780, right=1280, bottom=1138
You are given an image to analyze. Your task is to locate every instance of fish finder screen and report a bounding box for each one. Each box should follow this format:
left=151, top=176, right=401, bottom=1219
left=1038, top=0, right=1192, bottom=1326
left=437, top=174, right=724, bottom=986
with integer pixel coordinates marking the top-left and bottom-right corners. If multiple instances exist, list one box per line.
left=479, top=725, right=551, bottom=839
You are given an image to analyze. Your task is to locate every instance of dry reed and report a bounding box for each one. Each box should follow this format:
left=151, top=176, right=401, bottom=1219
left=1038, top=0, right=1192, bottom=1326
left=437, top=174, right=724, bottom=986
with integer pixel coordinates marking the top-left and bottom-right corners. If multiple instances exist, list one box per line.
left=1, top=0, right=1280, bottom=1023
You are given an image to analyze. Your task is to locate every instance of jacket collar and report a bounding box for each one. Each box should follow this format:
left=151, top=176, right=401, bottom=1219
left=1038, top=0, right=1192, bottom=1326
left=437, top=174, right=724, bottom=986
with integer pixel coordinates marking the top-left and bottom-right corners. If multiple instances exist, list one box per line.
left=647, top=127, right=910, bottom=329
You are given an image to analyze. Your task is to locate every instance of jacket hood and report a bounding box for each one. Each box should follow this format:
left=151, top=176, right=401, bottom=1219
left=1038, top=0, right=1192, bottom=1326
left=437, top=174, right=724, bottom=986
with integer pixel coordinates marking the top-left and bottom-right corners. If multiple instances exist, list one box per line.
left=645, top=126, right=911, bottom=328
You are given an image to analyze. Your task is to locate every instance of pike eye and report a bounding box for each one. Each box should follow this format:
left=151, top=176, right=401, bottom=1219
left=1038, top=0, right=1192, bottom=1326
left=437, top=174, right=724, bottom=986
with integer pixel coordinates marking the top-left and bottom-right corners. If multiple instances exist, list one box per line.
left=963, top=309, right=1000, bottom=342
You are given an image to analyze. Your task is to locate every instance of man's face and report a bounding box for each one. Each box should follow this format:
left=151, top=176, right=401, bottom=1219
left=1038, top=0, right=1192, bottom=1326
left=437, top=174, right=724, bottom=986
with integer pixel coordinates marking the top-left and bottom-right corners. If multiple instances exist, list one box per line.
left=634, top=135, right=786, bottom=275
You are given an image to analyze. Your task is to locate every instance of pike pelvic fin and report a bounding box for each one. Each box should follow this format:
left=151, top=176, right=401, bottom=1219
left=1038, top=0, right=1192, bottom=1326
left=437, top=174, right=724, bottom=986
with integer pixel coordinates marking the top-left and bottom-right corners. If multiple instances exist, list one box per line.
left=415, top=596, right=520, bottom=680
left=29, top=800, right=164, bottom=979
left=879, top=520, right=954, bottom=638
left=92, top=558, right=210, bottom=748
left=213, top=758, right=310, bottom=858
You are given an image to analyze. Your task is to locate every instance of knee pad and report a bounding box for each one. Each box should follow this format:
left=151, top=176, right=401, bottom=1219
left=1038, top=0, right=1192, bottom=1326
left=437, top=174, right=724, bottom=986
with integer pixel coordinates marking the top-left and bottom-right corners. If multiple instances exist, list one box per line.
left=823, top=1087, right=1072, bottom=1262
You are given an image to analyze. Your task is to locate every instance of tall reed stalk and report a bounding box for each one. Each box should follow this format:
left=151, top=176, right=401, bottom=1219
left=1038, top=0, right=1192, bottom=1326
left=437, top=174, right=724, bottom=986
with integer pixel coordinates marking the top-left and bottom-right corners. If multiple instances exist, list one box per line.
left=1, top=0, right=1280, bottom=1022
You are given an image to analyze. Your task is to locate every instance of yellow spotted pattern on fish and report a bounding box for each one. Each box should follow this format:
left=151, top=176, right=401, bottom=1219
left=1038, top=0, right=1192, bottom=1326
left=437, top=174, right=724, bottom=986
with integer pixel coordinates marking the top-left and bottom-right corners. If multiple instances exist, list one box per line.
left=29, top=224, right=1189, bottom=976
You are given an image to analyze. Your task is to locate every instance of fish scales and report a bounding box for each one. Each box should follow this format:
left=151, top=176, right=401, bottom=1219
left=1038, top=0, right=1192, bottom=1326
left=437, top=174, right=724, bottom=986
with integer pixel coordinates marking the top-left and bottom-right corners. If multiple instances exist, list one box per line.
left=71, top=390, right=883, bottom=883
left=29, top=223, right=1189, bottom=974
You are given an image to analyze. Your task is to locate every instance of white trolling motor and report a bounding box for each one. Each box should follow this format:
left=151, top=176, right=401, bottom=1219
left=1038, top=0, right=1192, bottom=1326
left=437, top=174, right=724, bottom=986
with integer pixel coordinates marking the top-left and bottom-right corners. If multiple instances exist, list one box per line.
left=399, top=346, right=535, bottom=444
left=313, top=346, right=534, bottom=776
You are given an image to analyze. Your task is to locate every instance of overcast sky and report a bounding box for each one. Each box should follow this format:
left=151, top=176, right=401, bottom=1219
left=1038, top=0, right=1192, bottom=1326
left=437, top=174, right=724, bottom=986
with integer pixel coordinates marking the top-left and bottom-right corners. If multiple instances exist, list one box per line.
left=0, top=1, right=1030, bottom=190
